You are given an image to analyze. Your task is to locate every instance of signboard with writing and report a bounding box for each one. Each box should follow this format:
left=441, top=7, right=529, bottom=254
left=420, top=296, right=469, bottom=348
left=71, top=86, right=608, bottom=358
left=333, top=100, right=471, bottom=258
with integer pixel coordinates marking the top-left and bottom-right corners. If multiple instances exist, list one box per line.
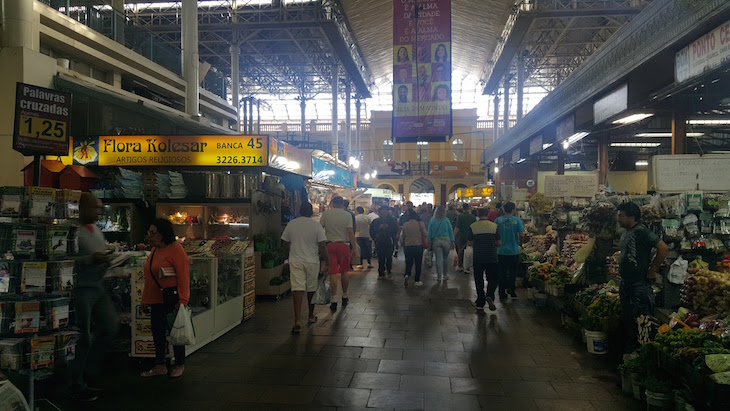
left=457, top=187, right=493, bottom=198
left=311, top=157, right=354, bottom=187
left=556, top=115, right=575, bottom=142
left=268, top=137, right=312, bottom=176
left=13, top=83, right=72, bottom=156
left=544, top=174, right=598, bottom=198
left=675, top=19, right=730, bottom=83
left=529, top=135, right=543, bottom=156
left=68, top=135, right=268, bottom=167
left=429, top=161, right=468, bottom=176
left=392, top=0, right=452, bottom=143
left=593, top=83, right=628, bottom=124
left=652, top=154, right=730, bottom=193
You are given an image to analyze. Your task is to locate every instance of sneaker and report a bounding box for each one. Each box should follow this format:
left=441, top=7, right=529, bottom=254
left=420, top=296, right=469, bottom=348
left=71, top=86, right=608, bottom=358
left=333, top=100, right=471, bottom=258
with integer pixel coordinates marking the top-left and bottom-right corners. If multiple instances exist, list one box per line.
left=394, top=251, right=398, bottom=258
left=486, top=297, right=496, bottom=311
left=377, top=276, right=384, bottom=281
left=71, top=389, right=99, bottom=402
left=436, top=276, right=442, bottom=282
left=415, top=281, right=423, bottom=286
left=443, top=275, right=449, bottom=280
left=341, top=297, right=349, bottom=307
left=404, top=276, right=409, bottom=286
left=474, top=300, right=485, bottom=310
left=330, top=302, right=338, bottom=311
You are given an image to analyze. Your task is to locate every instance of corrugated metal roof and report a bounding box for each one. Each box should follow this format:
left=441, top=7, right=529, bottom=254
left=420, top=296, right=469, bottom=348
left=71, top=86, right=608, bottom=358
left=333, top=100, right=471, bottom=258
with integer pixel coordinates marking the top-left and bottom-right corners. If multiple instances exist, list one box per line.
left=341, top=0, right=515, bottom=87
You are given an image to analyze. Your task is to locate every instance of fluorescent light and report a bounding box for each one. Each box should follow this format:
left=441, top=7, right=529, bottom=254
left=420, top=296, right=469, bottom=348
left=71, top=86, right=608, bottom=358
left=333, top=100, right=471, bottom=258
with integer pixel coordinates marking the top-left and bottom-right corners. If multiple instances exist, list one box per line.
left=611, top=142, right=662, bottom=148
left=688, top=119, right=730, bottom=125
left=635, top=161, right=649, bottom=166
left=709, top=151, right=730, bottom=154
left=364, top=173, right=371, bottom=180
left=567, top=131, right=590, bottom=144
left=495, top=158, right=499, bottom=165
left=516, top=158, right=526, bottom=164
left=542, top=143, right=553, bottom=150
left=494, top=167, right=499, bottom=174
left=417, top=141, right=428, bottom=145
left=635, top=132, right=704, bottom=137
left=372, top=170, right=377, bottom=177
left=613, top=113, right=654, bottom=125
left=562, top=140, right=570, bottom=150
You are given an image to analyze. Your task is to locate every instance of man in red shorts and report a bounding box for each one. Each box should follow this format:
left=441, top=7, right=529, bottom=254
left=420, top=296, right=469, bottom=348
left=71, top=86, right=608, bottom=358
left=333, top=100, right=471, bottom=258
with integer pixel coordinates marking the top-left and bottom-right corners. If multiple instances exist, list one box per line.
left=320, top=196, right=357, bottom=311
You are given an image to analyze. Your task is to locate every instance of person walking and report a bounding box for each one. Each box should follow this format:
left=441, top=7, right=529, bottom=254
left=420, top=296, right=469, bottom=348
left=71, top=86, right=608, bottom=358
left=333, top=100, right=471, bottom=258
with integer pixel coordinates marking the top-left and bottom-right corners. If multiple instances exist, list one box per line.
left=487, top=202, right=502, bottom=222
left=468, top=208, right=501, bottom=311
left=282, top=203, right=329, bottom=334
left=140, top=218, right=190, bottom=379
left=370, top=206, right=398, bottom=279
left=419, top=204, right=433, bottom=228
left=69, top=193, right=118, bottom=402
left=400, top=209, right=428, bottom=287
left=320, top=196, right=357, bottom=311
left=453, top=203, right=476, bottom=272
left=355, top=206, right=373, bottom=269
left=428, top=206, right=455, bottom=281
left=446, top=204, right=459, bottom=227
left=395, top=201, right=415, bottom=258
left=617, top=202, right=669, bottom=352
left=495, top=202, right=524, bottom=299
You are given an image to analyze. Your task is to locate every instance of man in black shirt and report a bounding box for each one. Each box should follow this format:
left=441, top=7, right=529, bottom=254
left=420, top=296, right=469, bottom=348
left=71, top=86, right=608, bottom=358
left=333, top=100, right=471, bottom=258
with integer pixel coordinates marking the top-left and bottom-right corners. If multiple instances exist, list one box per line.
left=617, top=202, right=669, bottom=351
left=467, top=208, right=501, bottom=311
left=370, top=207, right=398, bottom=279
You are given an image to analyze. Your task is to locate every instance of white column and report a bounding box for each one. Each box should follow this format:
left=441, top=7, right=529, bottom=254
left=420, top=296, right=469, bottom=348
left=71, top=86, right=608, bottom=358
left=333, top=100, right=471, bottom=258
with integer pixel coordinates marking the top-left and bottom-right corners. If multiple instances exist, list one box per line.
left=517, top=54, right=525, bottom=121
left=345, top=78, right=351, bottom=161
left=493, top=93, right=499, bottom=143
left=332, top=64, right=339, bottom=160
left=355, top=97, right=362, bottom=160
left=300, top=99, right=307, bottom=140
left=503, top=76, right=510, bottom=132
left=230, top=44, right=240, bottom=131
left=182, top=0, right=199, bottom=116
left=2, top=0, right=34, bottom=49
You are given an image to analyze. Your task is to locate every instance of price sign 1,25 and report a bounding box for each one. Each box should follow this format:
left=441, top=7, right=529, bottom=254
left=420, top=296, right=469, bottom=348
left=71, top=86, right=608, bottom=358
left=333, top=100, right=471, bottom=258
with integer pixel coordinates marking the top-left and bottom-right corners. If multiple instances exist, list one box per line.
left=19, top=115, right=67, bottom=142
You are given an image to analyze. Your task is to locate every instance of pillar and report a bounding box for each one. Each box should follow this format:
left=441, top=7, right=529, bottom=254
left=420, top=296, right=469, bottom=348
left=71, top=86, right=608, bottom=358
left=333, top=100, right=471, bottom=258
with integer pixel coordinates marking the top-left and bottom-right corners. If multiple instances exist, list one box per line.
left=182, top=0, right=199, bottom=116
left=230, top=44, right=240, bottom=131
left=242, top=98, right=248, bottom=133
left=300, top=98, right=306, bottom=140
left=332, top=64, right=339, bottom=160
left=557, top=145, right=566, bottom=175
left=503, top=76, right=510, bottom=132
left=256, top=99, right=261, bottom=134
left=345, top=78, right=351, bottom=161
left=248, top=96, right=253, bottom=134
left=492, top=93, right=499, bottom=143
left=2, top=0, right=34, bottom=48
left=517, top=54, right=525, bottom=121
left=598, top=135, right=609, bottom=186
left=110, top=0, right=126, bottom=43
left=355, top=97, right=362, bottom=160
left=672, top=112, right=687, bottom=155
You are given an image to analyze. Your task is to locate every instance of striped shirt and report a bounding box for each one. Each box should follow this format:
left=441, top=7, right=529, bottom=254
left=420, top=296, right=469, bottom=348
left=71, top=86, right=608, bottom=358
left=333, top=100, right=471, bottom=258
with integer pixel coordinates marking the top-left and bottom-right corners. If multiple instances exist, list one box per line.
left=467, top=220, right=501, bottom=264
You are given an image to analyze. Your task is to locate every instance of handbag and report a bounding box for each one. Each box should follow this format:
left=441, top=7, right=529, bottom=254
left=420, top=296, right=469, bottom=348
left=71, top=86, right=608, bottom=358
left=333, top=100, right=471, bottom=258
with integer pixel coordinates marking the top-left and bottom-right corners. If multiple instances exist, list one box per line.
left=149, top=250, right=179, bottom=313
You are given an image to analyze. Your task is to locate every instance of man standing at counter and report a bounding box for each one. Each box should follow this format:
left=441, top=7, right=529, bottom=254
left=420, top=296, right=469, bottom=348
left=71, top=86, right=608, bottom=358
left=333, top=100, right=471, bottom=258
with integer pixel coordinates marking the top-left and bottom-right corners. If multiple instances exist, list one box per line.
left=320, top=196, right=357, bottom=312
left=617, top=202, right=669, bottom=351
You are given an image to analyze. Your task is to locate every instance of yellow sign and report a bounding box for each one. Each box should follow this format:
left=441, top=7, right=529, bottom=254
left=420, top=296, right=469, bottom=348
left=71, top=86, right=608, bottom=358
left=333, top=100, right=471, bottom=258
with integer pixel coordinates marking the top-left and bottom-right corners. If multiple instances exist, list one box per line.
left=458, top=187, right=493, bottom=198
left=464, top=188, right=475, bottom=197
left=18, top=115, right=67, bottom=142
left=481, top=187, right=494, bottom=197
left=97, top=135, right=268, bottom=167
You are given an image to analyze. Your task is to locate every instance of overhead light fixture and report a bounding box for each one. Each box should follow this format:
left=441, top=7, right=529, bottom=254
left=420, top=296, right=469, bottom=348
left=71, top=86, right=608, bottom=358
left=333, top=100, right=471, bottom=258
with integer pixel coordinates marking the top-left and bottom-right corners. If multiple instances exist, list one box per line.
left=708, top=151, right=730, bottom=154
left=635, top=160, right=649, bottom=166
left=364, top=173, right=371, bottom=180
left=635, top=132, right=704, bottom=137
left=612, top=113, right=654, bottom=125
left=516, top=158, right=526, bottom=164
left=563, top=132, right=590, bottom=148
left=610, top=142, right=662, bottom=148
left=495, top=158, right=499, bottom=165
left=562, top=140, right=570, bottom=150
left=687, top=118, right=730, bottom=125
left=494, top=166, right=499, bottom=174
left=372, top=170, right=377, bottom=177
left=542, top=143, right=553, bottom=150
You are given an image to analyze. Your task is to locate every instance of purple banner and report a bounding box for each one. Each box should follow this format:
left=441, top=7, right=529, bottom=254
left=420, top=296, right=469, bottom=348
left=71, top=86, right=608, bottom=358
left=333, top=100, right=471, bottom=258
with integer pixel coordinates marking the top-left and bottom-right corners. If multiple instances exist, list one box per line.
left=392, top=0, right=452, bottom=143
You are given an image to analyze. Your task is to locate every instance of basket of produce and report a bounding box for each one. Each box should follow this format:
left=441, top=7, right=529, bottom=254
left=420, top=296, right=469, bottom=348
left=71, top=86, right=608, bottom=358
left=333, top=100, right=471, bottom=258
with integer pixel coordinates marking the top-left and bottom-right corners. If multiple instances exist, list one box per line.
left=681, top=265, right=730, bottom=317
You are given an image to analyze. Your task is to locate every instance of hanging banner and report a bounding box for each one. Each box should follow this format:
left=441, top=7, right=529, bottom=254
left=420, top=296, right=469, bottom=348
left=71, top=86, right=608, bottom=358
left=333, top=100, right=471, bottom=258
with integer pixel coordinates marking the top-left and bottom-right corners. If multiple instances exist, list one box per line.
left=675, top=19, right=730, bottom=84
left=311, top=157, right=355, bottom=187
left=392, top=0, right=452, bottom=143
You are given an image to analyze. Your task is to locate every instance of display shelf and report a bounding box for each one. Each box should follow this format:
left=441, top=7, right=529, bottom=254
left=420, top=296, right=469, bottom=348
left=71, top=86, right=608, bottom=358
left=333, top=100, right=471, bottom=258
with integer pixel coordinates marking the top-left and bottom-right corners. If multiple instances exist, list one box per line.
left=99, top=201, right=149, bottom=248
left=156, top=202, right=251, bottom=240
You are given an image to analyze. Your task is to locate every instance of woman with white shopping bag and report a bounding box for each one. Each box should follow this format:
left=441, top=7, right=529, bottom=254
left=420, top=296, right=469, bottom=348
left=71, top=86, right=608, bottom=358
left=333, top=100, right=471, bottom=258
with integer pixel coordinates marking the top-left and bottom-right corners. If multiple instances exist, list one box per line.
left=427, top=206, right=455, bottom=281
left=140, top=219, right=191, bottom=379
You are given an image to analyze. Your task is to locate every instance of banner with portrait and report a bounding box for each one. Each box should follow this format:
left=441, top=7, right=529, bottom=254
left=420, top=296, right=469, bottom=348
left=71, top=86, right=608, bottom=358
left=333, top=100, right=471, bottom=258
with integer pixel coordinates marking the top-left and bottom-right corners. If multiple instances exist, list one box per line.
left=392, top=0, right=452, bottom=143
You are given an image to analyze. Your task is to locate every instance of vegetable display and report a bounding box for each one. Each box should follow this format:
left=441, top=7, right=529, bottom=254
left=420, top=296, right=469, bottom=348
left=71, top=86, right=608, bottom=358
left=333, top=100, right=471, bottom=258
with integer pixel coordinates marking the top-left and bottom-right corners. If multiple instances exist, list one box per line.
left=681, top=269, right=730, bottom=317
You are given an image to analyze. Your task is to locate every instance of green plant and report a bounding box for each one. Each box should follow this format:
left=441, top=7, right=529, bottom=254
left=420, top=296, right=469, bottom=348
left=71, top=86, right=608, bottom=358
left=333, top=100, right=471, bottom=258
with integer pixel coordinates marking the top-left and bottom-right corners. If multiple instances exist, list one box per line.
left=618, top=357, right=646, bottom=375
left=643, top=375, right=672, bottom=393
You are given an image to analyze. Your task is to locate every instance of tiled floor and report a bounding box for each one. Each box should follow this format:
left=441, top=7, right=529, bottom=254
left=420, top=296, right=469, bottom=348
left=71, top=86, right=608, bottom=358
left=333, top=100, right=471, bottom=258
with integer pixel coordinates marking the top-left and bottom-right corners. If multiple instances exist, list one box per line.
left=38, top=256, right=642, bottom=410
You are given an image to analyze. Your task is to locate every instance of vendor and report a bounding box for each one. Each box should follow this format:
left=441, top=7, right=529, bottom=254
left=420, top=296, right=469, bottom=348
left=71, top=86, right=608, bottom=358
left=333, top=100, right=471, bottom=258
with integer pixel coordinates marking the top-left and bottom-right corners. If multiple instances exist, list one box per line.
left=617, top=202, right=669, bottom=352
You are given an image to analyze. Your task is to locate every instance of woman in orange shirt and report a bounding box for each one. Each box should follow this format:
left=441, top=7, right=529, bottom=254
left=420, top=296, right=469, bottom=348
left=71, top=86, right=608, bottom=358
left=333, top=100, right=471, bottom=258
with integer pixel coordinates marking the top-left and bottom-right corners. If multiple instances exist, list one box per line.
left=140, top=219, right=190, bottom=378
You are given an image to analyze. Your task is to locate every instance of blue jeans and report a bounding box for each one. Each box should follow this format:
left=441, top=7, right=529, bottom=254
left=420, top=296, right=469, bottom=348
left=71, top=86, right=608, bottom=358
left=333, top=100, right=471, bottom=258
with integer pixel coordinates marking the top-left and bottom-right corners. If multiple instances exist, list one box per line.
left=619, top=280, right=655, bottom=350
left=432, top=237, right=451, bottom=278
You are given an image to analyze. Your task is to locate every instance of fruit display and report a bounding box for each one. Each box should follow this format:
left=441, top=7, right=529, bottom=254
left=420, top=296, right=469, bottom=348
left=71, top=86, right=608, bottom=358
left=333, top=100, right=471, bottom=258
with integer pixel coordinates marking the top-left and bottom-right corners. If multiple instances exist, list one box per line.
left=681, top=269, right=730, bottom=317
left=640, top=205, right=662, bottom=223
left=583, top=202, right=617, bottom=239
left=528, top=193, right=553, bottom=215
left=560, top=233, right=590, bottom=263
left=582, top=293, right=622, bottom=332
left=653, top=329, right=728, bottom=362
left=522, top=231, right=557, bottom=254
left=606, top=251, right=620, bottom=277
left=527, top=262, right=569, bottom=282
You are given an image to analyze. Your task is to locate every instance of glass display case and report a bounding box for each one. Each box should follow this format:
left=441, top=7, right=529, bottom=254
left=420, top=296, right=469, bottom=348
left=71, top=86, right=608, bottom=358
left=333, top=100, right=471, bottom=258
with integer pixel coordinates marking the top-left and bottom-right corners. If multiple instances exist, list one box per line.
left=156, top=202, right=250, bottom=241
left=189, top=258, right=214, bottom=316
left=98, top=201, right=149, bottom=248
left=217, top=255, right=242, bottom=303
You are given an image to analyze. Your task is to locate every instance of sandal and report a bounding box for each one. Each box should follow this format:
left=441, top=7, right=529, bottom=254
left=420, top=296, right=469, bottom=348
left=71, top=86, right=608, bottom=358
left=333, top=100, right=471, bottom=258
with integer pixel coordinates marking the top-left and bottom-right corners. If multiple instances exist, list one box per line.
left=140, top=365, right=168, bottom=377
left=307, top=316, right=318, bottom=324
left=291, top=325, right=301, bottom=334
left=170, top=365, right=185, bottom=378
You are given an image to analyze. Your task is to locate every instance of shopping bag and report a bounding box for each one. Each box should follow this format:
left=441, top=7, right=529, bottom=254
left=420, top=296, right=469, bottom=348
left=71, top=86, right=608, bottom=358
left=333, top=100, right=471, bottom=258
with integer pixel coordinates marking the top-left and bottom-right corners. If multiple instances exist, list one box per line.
left=311, top=273, right=332, bottom=305
left=169, top=306, right=196, bottom=346
left=448, top=249, right=458, bottom=268
left=423, top=249, right=433, bottom=268
left=463, top=246, right=474, bottom=272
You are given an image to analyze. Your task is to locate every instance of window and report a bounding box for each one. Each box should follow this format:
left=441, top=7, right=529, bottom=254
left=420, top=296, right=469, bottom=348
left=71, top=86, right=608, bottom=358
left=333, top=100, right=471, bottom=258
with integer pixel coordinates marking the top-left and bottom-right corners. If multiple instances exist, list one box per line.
left=382, top=140, right=394, bottom=161
left=452, top=139, right=465, bottom=161
left=417, top=141, right=429, bottom=162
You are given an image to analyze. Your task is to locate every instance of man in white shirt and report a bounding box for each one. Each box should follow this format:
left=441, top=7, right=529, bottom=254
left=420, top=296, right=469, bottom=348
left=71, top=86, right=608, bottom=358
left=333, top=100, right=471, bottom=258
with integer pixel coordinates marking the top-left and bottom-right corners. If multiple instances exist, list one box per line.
left=367, top=206, right=380, bottom=223
left=355, top=206, right=373, bottom=269
left=282, top=202, right=329, bottom=333
left=320, top=196, right=357, bottom=311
